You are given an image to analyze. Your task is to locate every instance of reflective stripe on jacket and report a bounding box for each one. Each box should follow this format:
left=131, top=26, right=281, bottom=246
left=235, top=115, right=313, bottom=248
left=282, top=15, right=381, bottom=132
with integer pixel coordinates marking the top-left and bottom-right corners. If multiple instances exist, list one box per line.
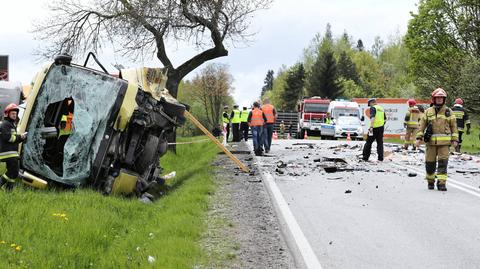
left=0, top=118, right=24, bottom=157
left=452, top=104, right=470, bottom=131
left=249, top=108, right=265, bottom=126
left=404, top=106, right=420, bottom=128
left=261, top=104, right=275, bottom=123
left=416, top=105, right=458, bottom=146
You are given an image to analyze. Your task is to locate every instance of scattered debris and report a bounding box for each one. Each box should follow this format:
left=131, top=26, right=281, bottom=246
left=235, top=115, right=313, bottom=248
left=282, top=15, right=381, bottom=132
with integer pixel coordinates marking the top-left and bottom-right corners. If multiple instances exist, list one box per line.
left=329, top=241, right=333, bottom=245
left=276, top=161, right=287, bottom=168
left=375, top=185, right=378, bottom=189
left=456, top=169, right=480, bottom=174
left=345, top=189, right=352, bottom=194
left=327, top=176, right=342, bottom=180
left=275, top=168, right=284, bottom=175
left=408, top=172, right=417, bottom=177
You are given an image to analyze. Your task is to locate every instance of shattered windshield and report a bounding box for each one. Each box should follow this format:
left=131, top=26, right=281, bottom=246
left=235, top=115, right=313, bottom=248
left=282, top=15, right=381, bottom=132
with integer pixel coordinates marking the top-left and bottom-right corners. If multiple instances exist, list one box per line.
left=22, top=65, right=125, bottom=186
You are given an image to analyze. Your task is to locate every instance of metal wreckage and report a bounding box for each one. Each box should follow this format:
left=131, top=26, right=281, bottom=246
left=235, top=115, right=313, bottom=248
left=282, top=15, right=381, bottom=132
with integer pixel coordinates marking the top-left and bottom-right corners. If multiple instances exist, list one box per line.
left=18, top=53, right=187, bottom=201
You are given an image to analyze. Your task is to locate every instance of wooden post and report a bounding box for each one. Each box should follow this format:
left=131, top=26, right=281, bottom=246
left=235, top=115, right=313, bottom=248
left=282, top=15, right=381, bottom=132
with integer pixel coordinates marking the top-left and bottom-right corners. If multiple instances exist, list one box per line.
left=184, top=111, right=250, bottom=173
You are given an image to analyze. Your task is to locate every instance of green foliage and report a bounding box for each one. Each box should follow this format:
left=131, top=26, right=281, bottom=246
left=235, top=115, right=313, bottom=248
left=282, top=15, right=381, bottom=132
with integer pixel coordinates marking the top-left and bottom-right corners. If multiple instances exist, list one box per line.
left=338, top=78, right=363, bottom=99
left=261, top=70, right=274, bottom=97
left=281, top=63, right=305, bottom=111
left=352, top=51, right=385, bottom=97
left=337, top=51, right=360, bottom=84
left=0, top=137, right=220, bottom=269
left=177, top=64, right=235, bottom=137
left=405, top=0, right=475, bottom=99
left=307, top=49, right=343, bottom=99
left=457, top=58, right=480, bottom=113
left=265, top=66, right=288, bottom=109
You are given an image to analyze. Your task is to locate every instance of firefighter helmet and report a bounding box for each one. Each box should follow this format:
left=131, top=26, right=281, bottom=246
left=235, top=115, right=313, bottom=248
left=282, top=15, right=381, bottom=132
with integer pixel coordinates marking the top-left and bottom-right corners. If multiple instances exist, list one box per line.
left=407, top=99, right=416, bottom=106
left=431, top=88, right=447, bottom=98
left=4, top=103, right=19, bottom=117
left=454, top=98, right=463, bottom=105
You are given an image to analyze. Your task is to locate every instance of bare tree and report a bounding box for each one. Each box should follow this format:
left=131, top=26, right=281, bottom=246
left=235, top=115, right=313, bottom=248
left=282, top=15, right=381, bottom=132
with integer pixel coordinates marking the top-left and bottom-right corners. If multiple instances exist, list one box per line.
left=190, top=63, right=233, bottom=128
left=34, top=0, right=271, bottom=97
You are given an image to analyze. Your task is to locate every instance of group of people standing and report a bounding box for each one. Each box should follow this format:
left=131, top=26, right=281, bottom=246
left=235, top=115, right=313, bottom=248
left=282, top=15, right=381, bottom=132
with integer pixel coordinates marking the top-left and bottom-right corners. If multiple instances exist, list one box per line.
left=362, top=88, right=472, bottom=192
left=221, top=98, right=277, bottom=156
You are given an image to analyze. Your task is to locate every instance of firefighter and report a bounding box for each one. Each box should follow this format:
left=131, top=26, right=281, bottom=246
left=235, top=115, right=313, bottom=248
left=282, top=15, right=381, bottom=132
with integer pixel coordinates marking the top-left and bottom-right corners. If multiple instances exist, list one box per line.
left=451, top=98, right=471, bottom=152
left=403, top=99, right=421, bottom=150
left=261, top=98, right=277, bottom=153
left=362, top=98, right=386, bottom=162
left=416, top=88, right=458, bottom=191
left=240, top=106, right=250, bottom=141
left=0, top=103, right=27, bottom=191
left=222, top=106, right=231, bottom=142
left=248, top=101, right=267, bottom=156
left=230, top=104, right=241, bottom=142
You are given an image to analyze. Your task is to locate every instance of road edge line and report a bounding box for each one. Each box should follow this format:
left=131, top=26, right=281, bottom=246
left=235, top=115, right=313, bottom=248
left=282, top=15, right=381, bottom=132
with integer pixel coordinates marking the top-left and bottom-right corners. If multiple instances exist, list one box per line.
left=247, top=143, right=323, bottom=269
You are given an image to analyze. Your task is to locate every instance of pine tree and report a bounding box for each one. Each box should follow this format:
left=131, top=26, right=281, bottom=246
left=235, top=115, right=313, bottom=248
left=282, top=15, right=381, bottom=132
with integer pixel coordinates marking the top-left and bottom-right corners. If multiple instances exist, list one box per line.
left=282, top=63, right=305, bottom=111
left=261, top=70, right=274, bottom=96
left=308, top=50, right=343, bottom=99
left=356, top=39, right=364, bottom=52
left=337, top=51, right=360, bottom=84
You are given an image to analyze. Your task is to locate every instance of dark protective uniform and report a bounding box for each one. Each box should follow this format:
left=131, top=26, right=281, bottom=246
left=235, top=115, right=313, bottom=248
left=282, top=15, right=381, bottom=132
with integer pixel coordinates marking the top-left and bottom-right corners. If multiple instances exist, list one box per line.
left=0, top=117, right=25, bottom=190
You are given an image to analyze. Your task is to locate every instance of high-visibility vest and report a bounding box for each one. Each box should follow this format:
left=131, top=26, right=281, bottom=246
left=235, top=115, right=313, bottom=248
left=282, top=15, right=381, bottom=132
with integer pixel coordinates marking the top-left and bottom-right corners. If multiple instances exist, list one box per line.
left=240, top=110, right=250, bottom=123
left=404, top=106, right=420, bottom=128
left=249, top=108, right=264, bottom=126
left=262, top=104, right=275, bottom=123
left=231, top=109, right=241, bottom=124
left=222, top=112, right=230, bottom=124
left=373, top=105, right=385, bottom=128
left=59, top=112, right=73, bottom=137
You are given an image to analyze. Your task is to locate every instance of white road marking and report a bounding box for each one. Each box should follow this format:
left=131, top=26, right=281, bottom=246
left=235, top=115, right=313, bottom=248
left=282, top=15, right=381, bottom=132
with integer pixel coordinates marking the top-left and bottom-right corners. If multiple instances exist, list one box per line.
left=391, top=162, right=480, bottom=198
left=247, top=143, right=323, bottom=269
left=263, top=172, right=323, bottom=269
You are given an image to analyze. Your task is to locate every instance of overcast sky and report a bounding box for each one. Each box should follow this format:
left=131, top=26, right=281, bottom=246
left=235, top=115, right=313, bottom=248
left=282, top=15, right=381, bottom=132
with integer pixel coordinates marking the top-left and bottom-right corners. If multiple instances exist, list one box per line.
left=0, top=0, right=418, bottom=107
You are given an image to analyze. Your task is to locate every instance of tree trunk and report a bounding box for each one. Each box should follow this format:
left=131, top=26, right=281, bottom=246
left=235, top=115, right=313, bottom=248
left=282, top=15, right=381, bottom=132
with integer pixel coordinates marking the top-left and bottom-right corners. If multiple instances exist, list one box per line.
left=166, top=76, right=180, bottom=153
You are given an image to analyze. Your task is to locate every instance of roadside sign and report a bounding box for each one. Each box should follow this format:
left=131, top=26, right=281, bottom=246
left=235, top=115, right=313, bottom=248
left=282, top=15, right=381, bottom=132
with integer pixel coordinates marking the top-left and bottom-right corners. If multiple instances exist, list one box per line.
left=354, top=98, right=430, bottom=138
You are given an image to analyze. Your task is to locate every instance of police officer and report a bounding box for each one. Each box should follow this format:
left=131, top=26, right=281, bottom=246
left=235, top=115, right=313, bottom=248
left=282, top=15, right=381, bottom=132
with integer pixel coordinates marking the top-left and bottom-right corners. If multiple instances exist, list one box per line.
left=222, top=106, right=231, bottom=142
left=362, top=98, right=386, bottom=162
left=451, top=98, right=471, bottom=152
left=240, top=106, right=250, bottom=141
left=404, top=99, right=421, bottom=150
left=416, top=88, right=458, bottom=191
left=230, top=104, right=241, bottom=142
left=248, top=102, right=267, bottom=156
left=0, top=103, right=27, bottom=191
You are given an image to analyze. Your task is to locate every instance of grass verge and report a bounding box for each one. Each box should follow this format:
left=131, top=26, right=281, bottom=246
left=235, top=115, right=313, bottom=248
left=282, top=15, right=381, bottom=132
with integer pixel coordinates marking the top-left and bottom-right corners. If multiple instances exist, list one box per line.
left=0, top=136, right=219, bottom=269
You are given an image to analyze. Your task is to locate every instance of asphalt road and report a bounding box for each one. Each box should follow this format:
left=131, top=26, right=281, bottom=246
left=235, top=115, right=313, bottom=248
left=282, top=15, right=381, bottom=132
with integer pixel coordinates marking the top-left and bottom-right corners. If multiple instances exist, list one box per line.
left=253, top=139, right=480, bottom=269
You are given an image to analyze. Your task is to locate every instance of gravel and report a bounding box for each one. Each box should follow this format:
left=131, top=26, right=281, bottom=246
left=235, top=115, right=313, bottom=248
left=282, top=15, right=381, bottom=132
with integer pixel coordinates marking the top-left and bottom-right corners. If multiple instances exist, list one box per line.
left=204, top=141, right=296, bottom=269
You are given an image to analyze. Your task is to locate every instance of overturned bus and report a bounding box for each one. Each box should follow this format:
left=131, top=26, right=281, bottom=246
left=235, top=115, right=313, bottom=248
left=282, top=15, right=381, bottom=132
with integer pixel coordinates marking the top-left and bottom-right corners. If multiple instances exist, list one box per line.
left=18, top=54, right=187, bottom=201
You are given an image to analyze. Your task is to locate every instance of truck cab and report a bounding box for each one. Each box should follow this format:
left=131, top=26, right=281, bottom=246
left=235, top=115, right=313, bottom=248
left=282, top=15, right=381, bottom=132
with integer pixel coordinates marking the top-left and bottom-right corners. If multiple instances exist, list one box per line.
left=297, top=97, right=330, bottom=139
left=18, top=54, right=186, bottom=201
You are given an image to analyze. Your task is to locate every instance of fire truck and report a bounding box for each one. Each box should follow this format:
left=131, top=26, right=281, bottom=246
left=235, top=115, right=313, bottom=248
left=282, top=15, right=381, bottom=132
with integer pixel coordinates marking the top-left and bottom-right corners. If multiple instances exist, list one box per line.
left=297, top=97, right=330, bottom=139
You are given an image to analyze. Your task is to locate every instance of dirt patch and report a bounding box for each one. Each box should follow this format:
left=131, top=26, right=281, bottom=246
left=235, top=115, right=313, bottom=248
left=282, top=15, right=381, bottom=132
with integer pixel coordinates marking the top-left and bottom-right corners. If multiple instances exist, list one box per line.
left=201, top=141, right=296, bottom=268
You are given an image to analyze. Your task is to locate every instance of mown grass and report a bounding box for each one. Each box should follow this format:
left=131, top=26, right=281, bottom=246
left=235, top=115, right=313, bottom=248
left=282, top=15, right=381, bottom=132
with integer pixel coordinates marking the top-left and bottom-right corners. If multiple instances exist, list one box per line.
left=0, top=136, right=219, bottom=269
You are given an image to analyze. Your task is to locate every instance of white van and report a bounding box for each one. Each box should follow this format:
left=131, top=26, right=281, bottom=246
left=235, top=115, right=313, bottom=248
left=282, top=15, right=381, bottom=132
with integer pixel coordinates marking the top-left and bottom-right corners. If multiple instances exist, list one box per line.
left=327, top=100, right=363, bottom=120
left=320, top=100, right=364, bottom=139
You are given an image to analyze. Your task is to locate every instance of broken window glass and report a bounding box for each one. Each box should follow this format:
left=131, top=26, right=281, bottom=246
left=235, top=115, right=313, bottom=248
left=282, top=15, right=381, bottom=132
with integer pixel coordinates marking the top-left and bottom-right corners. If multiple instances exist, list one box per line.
left=22, top=65, right=125, bottom=186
